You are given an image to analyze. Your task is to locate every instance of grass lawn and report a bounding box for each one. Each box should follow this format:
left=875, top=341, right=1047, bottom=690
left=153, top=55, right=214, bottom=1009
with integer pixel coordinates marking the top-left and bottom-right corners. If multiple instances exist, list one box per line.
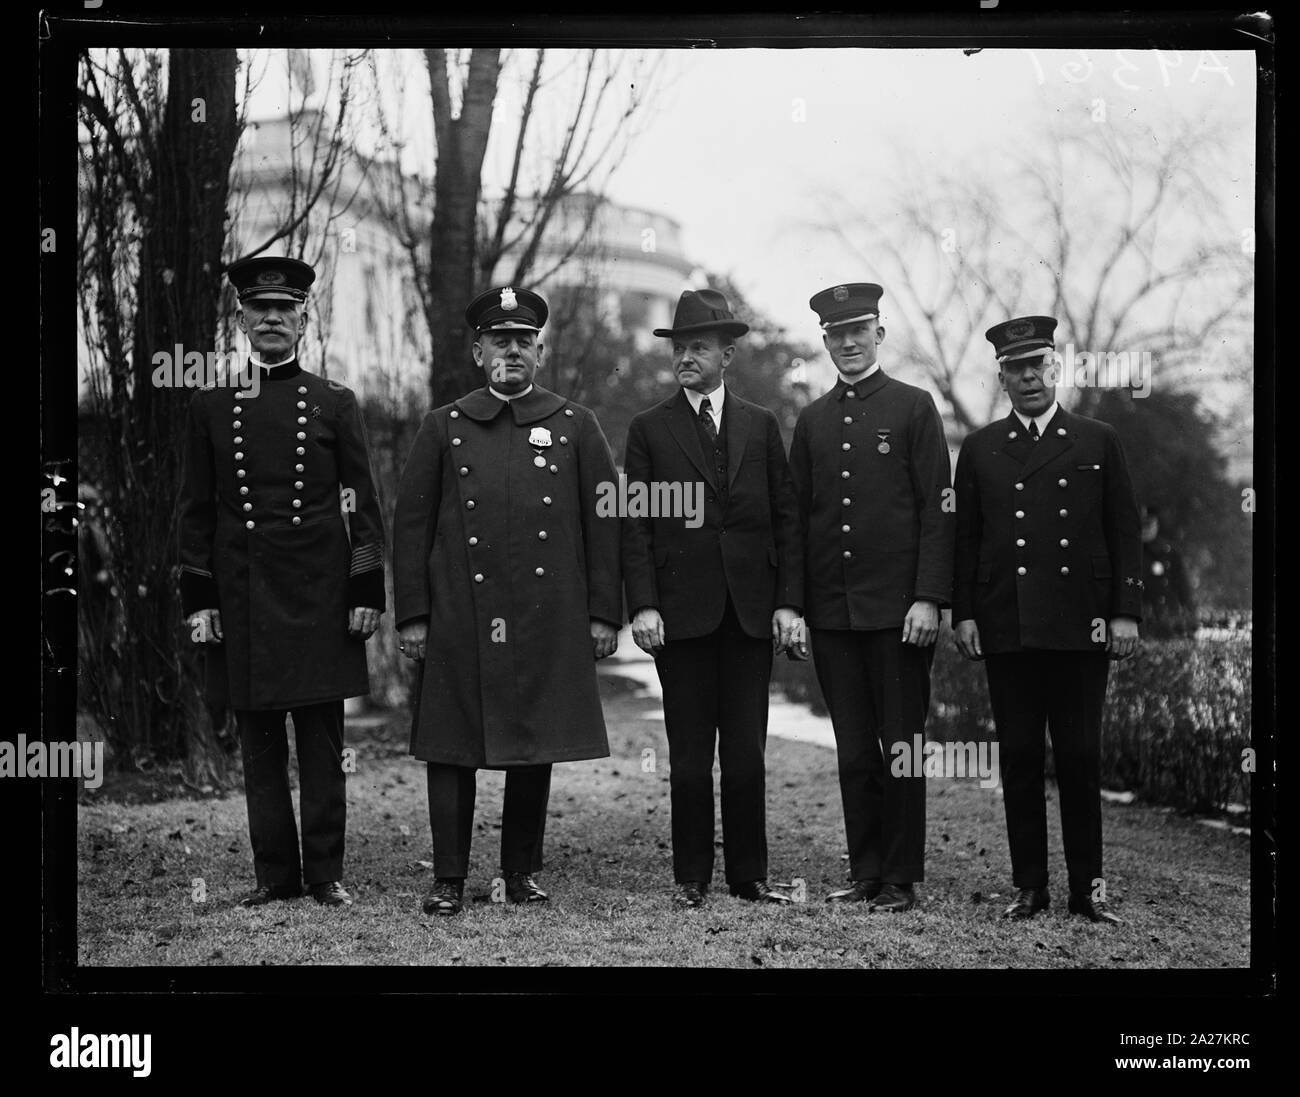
left=76, top=671, right=1250, bottom=969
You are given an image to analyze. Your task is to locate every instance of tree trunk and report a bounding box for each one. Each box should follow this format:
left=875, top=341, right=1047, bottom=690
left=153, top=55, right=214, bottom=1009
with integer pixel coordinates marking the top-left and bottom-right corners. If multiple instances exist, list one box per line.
left=426, top=48, right=501, bottom=407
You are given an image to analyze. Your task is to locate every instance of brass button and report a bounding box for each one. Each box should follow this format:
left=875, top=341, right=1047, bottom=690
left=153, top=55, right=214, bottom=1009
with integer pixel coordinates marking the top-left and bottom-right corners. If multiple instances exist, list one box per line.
left=242, top=502, right=252, bottom=512
left=1015, top=510, right=1025, bottom=518
left=560, top=436, right=568, bottom=445
left=233, top=420, right=242, bottom=430
left=841, top=471, right=850, bottom=479
left=236, top=469, right=246, bottom=479
left=843, top=550, right=852, bottom=559
left=846, top=390, right=856, bottom=398
left=842, top=498, right=851, bottom=506
left=535, top=567, right=545, bottom=577
left=450, top=410, right=460, bottom=419
left=233, top=406, right=242, bottom=415
left=1016, top=538, right=1026, bottom=547
left=294, top=481, right=304, bottom=490
left=235, top=451, right=245, bottom=461
left=1059, top=508, right=1069, bottom=518
left=543, top=496, right=552, bottom=505
left=1060, top=566, right=1070, bottom=576
left=1057, top=427, right=1067, bottom=436
left=841, top=442, right=851, bottom=451
left=459, top=467, right=469, bottom=477
left=549, top=464, right=558, bottom=473
left=298, top=386, right=307, bottom=394
left=468, top=536, right=478, bottom=546
left=233, top=436, right=243, bottom=445
left=841, top=524, right=851, bottom=533
left=452, top=437, right=462, bottom=446
left=292, top=499, right=301, bottom=509
left=239, top=486, right=249, bottom=496
left=565, top=409, right=574, bottom=417
left=466, top=500, right=476, bottom=510
left=474, top=573, right=484, bottom=583
left=1008, top=430, right=1017, bottom=440
left=1060, top=539, right=1069, bottom=548
left=295, top=464, right=304, bottom=473
left=245, top=520, right=255, bottom=530
left=292, top=517, right=301, bottom=526
left=296, top=447, right=305, bottom=456
left=844, top=416, right=853, bottom=425
left=1058, top=478, right=1068, bottom=488
left=1015, top=482, right=1024, bottom=491
left=296, top=432, right=306, bottom=441
left=1017, top=566, right=1027, bottom=576
left=297, top=401, right=306, bottom=410
left=538, top=531, right=548, bottom=540
left=297, top=417, right=307, bottom=425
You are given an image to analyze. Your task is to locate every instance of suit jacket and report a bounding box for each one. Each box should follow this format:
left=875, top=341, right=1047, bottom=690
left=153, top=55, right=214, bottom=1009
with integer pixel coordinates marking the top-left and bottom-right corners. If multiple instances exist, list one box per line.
left=179, top=361, right=386, bottom=711
left=622, top=387, right=803, bottom=641
left=952, top=407, right=1143, bottom=653
left=393, top=384, right=620, bottom=767
left=789, top=370, right=954, bottom=630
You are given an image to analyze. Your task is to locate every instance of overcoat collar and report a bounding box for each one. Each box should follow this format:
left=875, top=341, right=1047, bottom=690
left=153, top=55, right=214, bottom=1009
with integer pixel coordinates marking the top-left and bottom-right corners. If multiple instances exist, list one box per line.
left=996, top=406, right=1076, bottom=480
left=455, top=383, right=567, bottom=426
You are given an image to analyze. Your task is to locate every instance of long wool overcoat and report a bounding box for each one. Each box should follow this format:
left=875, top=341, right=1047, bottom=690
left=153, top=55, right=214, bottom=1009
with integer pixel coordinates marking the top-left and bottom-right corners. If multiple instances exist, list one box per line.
left=393, top=384, right=621, bottom=767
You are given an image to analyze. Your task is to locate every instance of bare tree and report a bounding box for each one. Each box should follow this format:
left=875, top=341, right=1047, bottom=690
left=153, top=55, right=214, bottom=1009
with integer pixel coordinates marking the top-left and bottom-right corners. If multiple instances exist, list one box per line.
left=366, top=48, right=662, bottom=406
left=815, top=96, right=1254, bottom=436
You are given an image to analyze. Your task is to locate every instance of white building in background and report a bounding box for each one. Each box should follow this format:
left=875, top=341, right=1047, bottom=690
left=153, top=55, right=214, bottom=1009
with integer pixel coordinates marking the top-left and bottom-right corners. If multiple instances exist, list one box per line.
left=226, top=110, right=700, bottom=402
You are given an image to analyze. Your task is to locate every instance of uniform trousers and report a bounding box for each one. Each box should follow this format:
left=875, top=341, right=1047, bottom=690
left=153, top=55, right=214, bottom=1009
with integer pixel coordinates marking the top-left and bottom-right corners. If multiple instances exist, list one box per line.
left=236, top=701, right=347, bottom=889
left=653, top=596, right=772, bottom=886
left=811, top=628, right=932, bottom=883
left=984, top=650, right=1109, bottom=896
left=426, top=763, right=552, bottom=878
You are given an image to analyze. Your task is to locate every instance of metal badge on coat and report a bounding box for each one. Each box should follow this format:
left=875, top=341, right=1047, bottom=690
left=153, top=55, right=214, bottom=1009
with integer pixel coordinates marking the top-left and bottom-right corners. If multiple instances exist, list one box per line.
left=529, top=427, right=552, bottom=448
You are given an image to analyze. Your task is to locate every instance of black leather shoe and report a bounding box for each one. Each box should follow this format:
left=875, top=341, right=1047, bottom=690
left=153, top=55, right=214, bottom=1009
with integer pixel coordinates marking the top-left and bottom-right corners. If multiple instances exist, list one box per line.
left=422, top=878, right=464, bottom=917
left=826, top=879, right=883, bottom=903
left=309, top=881, right=353, bottom=907
left=1068, top=893, right=1122, bottom=924
left=867, top=883, right=916, bottom=912
left=674, top=881, right=708, bottom=908
left=239, top=883, right=302, bottom=907
left=1003, top=887, right=1050, bottom=919
left=505, top=872, right=548, bottom=904
left=729, top=880, right=794, bottom=904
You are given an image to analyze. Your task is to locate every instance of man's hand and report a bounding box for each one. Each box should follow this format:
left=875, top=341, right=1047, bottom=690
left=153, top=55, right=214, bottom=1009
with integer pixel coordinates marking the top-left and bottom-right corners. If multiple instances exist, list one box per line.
left=398, top=621, right=428, bottom=661
left=349, top=607, right=382, bottom=640
left=631, top=608, right=666, bottom=654
left=954, top=619, right=983, bottom=661
left=188, top=608, right=222, bottom=644
left=591, top=620, right=618, bottom=661
left=902, top=600, right=940, bottom=647
left=1107, top=616, right=1139, bottom=660
left=771, top=606, right=800, bottom=653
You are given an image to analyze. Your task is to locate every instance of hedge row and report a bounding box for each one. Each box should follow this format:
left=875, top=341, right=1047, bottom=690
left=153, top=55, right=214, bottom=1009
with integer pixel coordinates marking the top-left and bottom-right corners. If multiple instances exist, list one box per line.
left=769, top=631, right=1252, bottom=816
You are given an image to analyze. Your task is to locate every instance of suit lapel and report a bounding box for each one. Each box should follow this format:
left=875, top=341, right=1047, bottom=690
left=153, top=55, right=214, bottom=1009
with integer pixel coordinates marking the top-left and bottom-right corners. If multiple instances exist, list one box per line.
left=1016, top=407, right=1074, bottom=481
left=665, top=390, right=719, bottom=492
left=996, top=412, right=1032, bottom=467
left=723, top=392, right=750, bottom=492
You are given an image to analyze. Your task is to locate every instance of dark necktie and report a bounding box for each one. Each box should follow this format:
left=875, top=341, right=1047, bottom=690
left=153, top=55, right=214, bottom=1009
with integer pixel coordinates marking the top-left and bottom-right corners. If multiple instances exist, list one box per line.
left=698, top=399, right=718, bottom=446
left=1028, top=420, right=1040, bottom=442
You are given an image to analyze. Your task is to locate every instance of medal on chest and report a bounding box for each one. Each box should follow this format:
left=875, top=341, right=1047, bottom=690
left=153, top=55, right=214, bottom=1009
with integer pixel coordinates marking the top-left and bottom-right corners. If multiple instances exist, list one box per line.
left=529, top=426, right=552, bottom=468
left=876, top=428, right=892, bottom=455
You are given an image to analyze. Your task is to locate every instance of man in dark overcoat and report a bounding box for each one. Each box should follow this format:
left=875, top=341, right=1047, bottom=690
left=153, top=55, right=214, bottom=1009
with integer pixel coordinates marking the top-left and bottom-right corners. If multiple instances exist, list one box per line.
left=953, top=315, right=1142, bottom=924
left=393, top=286, right=621, bottom=917
left=180, top=255, right=387, bottom=908
left=787, top=283, right=954, bottom=912
left=622, top=288, right=803, bottom=909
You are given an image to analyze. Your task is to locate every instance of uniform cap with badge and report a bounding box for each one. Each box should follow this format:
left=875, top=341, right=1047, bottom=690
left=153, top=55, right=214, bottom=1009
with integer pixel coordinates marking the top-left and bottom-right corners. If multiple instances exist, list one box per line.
left=227, top=255, right=316, bottom=303
left=809, top=283, right=884, bottom=330
left=466, top=286, right=549, bottom=333
left=986, top=316, right=1058, bottom=363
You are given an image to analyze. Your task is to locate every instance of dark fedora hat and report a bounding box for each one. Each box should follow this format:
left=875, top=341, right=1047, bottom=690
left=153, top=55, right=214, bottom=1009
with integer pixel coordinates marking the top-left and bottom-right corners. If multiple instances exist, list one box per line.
left=653, top=289, right=749, bottom=339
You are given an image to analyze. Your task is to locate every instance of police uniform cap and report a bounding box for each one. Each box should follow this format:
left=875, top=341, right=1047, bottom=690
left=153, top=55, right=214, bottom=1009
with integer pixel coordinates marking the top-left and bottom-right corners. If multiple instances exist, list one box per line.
left=467, top=286, right=548, bottom=333
left=986, top=316, right=1058, bottom=362
left=227, top=255, right=316, bottom=303
left=810, top=283, right=884, bottom=329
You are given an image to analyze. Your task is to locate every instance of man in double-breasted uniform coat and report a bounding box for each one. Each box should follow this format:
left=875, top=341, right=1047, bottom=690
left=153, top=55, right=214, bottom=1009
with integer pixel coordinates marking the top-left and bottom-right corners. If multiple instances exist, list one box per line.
left=393, top=286, right=621, bottom=917
left=787, top=283, right=955, bottom=912
left=180, top=255, right=386, bottom=908
left=953, top=315, right=1142, bottom=924
left=622, top=288, right=803, bottom=909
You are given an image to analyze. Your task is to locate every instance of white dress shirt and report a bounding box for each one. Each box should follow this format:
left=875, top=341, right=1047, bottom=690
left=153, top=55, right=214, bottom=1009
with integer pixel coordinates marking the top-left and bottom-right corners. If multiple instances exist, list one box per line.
left=837, top=361, right=881, bottom=387
left=685, top=384, right=725, bottom=431
left=1014, top=401, right=1060, bottom=437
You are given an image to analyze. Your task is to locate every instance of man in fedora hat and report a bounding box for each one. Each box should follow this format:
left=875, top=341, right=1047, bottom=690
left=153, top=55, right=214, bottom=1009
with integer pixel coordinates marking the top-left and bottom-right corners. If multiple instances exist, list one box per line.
left=180, top=254, right=387, bottom=909
left=787, top=283, right=954, bottom=912
left=393, top=286, right=622, bottom=917
left=953, top=315, right=1141, bottom=924
left=622, top=288, right=803, bottom=908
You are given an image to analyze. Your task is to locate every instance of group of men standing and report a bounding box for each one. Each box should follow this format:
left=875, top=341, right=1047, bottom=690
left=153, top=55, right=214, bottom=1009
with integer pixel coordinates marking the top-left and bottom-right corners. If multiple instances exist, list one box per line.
left=180, top=256, right=1143, bottom=927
